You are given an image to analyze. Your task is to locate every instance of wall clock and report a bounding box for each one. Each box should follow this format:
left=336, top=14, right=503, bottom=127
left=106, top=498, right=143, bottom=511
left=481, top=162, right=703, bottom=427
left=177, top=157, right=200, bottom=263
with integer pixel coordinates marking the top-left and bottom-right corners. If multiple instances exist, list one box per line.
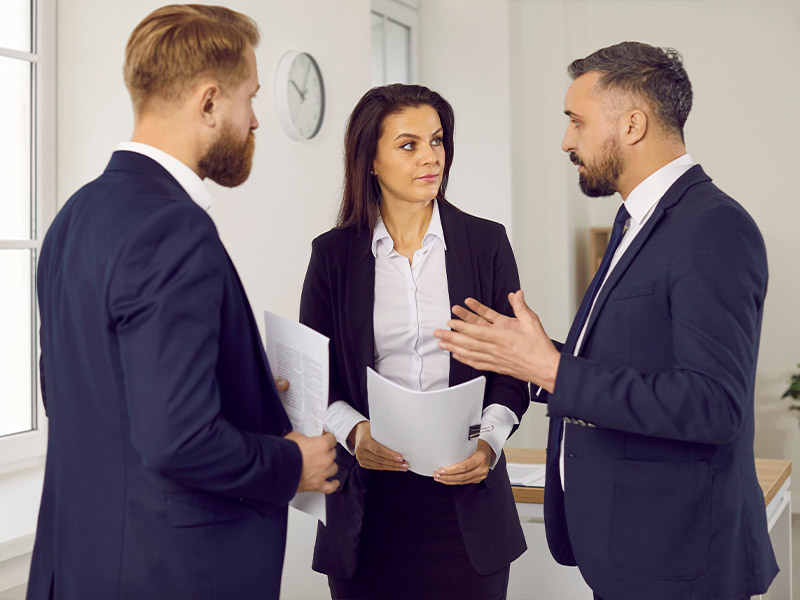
left=274, top=50, right=325, bottom=141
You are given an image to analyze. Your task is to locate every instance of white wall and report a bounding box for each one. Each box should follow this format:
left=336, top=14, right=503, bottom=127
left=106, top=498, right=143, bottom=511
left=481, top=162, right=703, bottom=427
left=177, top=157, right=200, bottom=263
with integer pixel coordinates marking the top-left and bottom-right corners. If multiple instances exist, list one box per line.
left=417, top=0, right=515, bottom=234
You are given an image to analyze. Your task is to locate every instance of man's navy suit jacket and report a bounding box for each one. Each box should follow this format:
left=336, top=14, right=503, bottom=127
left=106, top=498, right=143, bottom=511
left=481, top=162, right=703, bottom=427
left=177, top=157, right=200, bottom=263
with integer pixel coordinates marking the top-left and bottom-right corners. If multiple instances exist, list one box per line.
left=298, top=201, right=529, bottom=578
left=29, top=151, right=302, bottom=599
left=540, top=165, right=778, bottom=599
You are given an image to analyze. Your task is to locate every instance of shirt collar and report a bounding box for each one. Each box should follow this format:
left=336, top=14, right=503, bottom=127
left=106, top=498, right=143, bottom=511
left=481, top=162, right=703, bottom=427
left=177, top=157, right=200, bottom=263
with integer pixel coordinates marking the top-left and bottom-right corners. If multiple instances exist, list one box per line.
left=371, top=200, right=447, bottom=257
left=116, top=141, right=214, bottom=212
left=624, top=153, right=694, bottom=224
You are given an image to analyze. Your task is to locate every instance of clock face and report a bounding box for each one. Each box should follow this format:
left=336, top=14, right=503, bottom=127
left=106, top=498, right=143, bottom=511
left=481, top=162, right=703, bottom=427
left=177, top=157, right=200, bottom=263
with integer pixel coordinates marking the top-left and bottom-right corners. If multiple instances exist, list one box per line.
left=275, top=51, right=325, bottom=141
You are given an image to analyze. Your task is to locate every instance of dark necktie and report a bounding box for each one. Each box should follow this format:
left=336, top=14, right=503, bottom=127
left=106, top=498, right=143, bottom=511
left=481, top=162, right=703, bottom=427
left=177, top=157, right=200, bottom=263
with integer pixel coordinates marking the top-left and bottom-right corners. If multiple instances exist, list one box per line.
left=547, top=202, right=631, bottom=470
left=563, top=203, right=630, bottom=355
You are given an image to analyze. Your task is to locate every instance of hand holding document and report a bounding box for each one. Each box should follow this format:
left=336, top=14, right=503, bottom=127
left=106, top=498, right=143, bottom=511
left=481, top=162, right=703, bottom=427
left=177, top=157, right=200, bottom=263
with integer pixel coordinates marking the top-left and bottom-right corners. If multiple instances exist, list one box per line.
left=367, top=368, right=486, bottom=477
left=264, top=311, right=330, bottom=524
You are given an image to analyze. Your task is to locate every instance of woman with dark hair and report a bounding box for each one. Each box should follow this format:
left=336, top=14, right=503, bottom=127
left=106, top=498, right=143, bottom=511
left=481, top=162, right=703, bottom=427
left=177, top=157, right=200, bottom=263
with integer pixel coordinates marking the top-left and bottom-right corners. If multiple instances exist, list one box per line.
left=299, top=84, right=528, bottom=599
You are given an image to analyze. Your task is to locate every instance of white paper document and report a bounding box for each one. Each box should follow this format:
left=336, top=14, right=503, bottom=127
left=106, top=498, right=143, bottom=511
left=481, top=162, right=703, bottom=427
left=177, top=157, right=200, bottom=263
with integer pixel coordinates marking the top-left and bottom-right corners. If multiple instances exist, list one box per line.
left=367, top=367, right=486, bottom=477
left=264, top=311, right=329, bottom=524
left=507, top=463, right=546, bottom=487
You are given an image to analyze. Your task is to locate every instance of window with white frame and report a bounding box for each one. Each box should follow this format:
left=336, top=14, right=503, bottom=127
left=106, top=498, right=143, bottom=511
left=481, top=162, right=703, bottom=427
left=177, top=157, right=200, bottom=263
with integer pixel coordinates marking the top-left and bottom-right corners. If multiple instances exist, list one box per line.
left=0, top=0, right=53, bottom=460
left=371, top=0, right=418, bottom=86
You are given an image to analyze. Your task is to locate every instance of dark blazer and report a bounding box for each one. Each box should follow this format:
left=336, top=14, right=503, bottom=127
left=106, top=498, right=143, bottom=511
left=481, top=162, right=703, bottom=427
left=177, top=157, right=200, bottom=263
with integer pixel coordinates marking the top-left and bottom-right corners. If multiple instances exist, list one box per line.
left=539, top=165, right=778, bottom=599
left=299, top=200, right=529, bottom=578
left=29, top=151, right=303, bottom=600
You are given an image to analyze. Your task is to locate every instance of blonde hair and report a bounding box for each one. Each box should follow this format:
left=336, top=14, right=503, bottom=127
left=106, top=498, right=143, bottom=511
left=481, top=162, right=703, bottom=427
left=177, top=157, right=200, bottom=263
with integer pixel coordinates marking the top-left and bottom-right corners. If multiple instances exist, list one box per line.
left=123, top=4, right=259, bottom=116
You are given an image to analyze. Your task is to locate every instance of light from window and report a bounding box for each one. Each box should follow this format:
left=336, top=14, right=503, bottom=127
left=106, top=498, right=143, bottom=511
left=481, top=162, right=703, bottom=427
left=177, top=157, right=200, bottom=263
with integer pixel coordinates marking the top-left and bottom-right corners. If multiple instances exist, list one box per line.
left=0, top=1, right=32, bottom=52
left=0, top=57, right=33, bottom=240
left=0, top=0, right=37, bottom=440
left=0, top=251, right=33, bottom=437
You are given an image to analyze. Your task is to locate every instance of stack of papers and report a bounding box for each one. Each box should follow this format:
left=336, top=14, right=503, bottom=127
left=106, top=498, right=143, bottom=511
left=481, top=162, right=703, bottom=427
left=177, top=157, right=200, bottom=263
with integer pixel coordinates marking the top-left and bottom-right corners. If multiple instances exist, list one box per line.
left=264, top=311, right=330, bottom=524
left=507, top=463, right=546, bottom=487
left=367, top=368, right=486, bottom=477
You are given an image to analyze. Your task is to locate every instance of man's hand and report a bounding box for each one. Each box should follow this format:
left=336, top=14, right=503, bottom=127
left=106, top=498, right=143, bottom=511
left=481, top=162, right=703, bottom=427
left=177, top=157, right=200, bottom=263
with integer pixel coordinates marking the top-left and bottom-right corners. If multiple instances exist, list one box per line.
left=348, top=421, right=408, bottom=471
left=284, top=431, right=339, bottom=494
left=433, top=439, right=493, bottom=485
left=434, top=290, right=561, bottom=393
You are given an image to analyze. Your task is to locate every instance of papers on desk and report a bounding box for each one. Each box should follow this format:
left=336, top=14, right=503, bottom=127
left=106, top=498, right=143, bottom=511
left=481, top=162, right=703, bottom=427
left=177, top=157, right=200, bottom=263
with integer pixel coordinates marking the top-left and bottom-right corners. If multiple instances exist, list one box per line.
left=367, top=367, right=486, bottom=477
left=264, top=311, right=329, bottom=524
left=507, top=463, right=546, bottom=487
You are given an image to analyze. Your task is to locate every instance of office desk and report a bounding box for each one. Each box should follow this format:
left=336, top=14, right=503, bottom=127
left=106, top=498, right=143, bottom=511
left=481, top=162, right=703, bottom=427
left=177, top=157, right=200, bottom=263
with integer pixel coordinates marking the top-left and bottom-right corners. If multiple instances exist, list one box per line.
left=504, top=448, right=792, bottom=600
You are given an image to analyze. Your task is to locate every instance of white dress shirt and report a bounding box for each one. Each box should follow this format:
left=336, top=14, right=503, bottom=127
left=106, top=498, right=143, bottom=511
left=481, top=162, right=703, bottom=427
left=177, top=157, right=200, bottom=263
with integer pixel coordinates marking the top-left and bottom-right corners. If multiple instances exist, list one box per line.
left=116, top=141, right=214, bottom=211
left=560, top=153, right=695, bottom=487
left=325, top=200, right=518, bottom=468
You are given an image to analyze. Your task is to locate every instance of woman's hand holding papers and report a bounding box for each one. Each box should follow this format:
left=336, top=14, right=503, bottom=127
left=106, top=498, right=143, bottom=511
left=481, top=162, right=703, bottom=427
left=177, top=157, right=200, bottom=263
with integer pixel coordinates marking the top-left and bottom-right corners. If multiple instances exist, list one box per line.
left=433, top=439, right=493, bottom=485
left=349, top=421, right=409, bottom=472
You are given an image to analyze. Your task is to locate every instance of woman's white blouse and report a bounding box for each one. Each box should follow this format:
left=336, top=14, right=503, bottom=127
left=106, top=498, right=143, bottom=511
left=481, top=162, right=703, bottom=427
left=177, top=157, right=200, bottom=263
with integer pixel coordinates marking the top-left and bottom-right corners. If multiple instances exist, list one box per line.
left=324, top=201, right=517, bottom=468
left=372, top=200, right=452, bottom=392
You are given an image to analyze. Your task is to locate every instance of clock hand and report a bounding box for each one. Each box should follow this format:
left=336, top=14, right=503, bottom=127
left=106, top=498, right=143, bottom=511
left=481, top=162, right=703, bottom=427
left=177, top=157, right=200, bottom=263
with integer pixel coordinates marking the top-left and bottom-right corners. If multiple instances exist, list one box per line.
left=301, top=60, right=312, bottom=94
left=290, top=79, right=306, bottom=101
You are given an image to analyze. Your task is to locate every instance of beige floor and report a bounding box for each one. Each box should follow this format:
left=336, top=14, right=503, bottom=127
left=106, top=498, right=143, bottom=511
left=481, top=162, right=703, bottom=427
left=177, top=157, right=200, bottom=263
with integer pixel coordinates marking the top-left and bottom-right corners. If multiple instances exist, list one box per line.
left=0, top=583, right=24, bottom=600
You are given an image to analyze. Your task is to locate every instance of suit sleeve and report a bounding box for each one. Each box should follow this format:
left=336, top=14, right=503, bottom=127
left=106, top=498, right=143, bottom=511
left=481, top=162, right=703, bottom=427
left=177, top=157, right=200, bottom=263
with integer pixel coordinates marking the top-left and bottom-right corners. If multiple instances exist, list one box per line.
left=530, top=342, right=564, bottom=405
left=549, top=202, right=767, bottom=445
left=483, top=225, right=530, bottom=429
left=107, top=202, right=301, bottom=504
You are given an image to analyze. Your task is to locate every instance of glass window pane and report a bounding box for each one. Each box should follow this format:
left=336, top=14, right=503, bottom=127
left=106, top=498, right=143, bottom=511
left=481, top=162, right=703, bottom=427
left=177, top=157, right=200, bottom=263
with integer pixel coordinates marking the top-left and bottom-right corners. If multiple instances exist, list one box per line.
left=0, top=250, right=34, bottom=437
left=385, top=18, right=410, bottom=84
left=0, top=0, right=32, bottom=53
left=371, top=12, right=384, bottom=86
left=0, top=56, right=32, bottom=240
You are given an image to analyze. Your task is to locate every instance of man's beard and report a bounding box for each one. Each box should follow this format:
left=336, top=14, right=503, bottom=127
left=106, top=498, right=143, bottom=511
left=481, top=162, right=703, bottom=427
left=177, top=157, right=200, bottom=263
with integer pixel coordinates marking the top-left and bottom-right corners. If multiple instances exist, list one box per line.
left=570, top=137, right=624, bottom=197
left=198, top=123, right=255, bottom=188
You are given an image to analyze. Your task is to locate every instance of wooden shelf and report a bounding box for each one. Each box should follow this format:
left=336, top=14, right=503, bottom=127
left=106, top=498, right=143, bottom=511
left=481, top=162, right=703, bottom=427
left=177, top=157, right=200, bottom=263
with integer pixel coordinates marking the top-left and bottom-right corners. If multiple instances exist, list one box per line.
left=505, top=448, right=791, bottom=506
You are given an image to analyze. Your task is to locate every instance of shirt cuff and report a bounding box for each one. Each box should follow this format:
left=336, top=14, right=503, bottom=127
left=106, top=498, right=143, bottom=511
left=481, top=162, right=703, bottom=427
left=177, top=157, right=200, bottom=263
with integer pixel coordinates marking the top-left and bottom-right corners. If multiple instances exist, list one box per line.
left=325, top=401, right=367, bottom=454
left=480, top=404, right=519, bottom=469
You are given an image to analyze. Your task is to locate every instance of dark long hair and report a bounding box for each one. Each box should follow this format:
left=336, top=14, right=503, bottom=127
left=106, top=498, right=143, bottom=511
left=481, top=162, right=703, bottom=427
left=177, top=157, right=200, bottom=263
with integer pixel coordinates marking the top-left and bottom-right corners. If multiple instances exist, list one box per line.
left=336, top=84, right=455, bottom=231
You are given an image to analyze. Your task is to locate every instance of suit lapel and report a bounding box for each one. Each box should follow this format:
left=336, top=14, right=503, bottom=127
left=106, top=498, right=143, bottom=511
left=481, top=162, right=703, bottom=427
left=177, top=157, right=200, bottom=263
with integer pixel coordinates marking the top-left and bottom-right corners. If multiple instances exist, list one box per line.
left=579, top=164, right=711, bottom=343
left=345, top=229, right=376, bottom=410
left=439, top=202, right=475, bottom=387
left=580, top=209, right=665, bottom=340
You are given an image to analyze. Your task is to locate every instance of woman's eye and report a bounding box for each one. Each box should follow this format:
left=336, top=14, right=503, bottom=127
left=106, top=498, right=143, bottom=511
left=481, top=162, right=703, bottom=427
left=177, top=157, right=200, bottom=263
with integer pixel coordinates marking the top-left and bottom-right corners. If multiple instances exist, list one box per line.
left=431, top=137, right=443, bottom=146
left=400, top=142, right=414, bottom=150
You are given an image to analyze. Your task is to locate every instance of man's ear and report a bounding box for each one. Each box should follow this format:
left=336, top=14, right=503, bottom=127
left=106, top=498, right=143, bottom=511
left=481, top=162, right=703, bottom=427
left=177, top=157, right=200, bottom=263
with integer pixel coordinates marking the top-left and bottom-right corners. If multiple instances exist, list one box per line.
left=622, top=109, right=647, bottom=145
left=198, top=83, right=220, bottom=127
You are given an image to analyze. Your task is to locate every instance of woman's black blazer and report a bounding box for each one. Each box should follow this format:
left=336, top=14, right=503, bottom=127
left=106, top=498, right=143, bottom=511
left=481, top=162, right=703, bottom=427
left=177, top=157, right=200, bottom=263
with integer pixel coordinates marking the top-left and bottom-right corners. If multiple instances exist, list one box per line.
left=299, top=200, right=529, bottom=578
